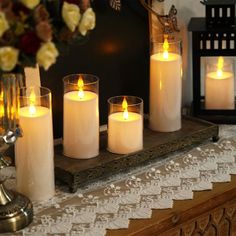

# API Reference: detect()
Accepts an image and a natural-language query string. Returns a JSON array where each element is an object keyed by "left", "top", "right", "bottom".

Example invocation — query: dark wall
[{"left": 41, "top": 0, "right": 150, "bottom": 138}]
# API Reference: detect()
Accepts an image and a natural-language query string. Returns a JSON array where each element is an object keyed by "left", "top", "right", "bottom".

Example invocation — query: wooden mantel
[{"left": 107, "top": 175, "right": 236, "bottom": 235}]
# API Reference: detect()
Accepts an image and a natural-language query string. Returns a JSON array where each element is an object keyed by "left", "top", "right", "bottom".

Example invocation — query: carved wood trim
[{"left": 160, "top": 198, "right": 236, "bottom": 236}]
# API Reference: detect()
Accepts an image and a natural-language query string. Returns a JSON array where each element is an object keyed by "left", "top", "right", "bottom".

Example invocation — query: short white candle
[
  {"left": 63, "top": 91, "right": 99, "bottom": 159},
  {"left": 15, "top": 106, "right": 55, "bottom": 201},
  {"left": 205, "top": 58, "right": 234, "bottom": 109},
  {"left": 108, "top": 99, "right": 143, "bottom": 154},
  {"left": 149, "top": 51, "right": 182, "bottom": 132}
]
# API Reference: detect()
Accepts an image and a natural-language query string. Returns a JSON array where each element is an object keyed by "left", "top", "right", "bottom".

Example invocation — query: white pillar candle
[
  {"left": 205, "top": 58, "right": 234, "bottom": 110},
  {"left": 108, "top": 112, "right": 143, "bottom": 154},
  {"left": 15, "top": 106, "right": 54, "bottom": 201},
  {"left": 149, "top": 52, "right": 182, "bottom": 132},
  {"left": 63, "top": 91, "right": 99, "bottom": 159}
]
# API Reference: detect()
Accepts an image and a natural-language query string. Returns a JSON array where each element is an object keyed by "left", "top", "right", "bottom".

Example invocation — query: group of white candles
[
  {"left": 15, "top": 76, "right": 145, "bottom": 201},
  {"left": 14, "top": 36, "right": 183, "bottom": 202},
  {"left": 63, "top": 75, "right": 143, "bottom": 158},
  {"left": 14, "top": 35, "right": 235, "bottom": 202}
]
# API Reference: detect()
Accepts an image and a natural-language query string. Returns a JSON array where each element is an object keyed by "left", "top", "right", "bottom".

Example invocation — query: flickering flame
[
  {"left": 78, "top": 76, "right": 85, "bottom": 99},
  {"left": 0, "top": 106, "right": 4, "bottom": 117},
  {"left": 160, "top": 80, "right": 162, "bottom": 90},
  {"left": 0, "top": 91, "right": 3, "bottom": 117},
  {"left": 217, "top": 57, "right": 224, "bottom": 78},
  {"left": 11, "top": 107, "right": 15, "bottom": 118},
  {"left": 29, "top": 90, "right": 36, "bottom": 115},
  {"left": 122, "top": 97, "right": 129, "bottom": 120},
  {"left": 163, "top": 35, "right": 169, "bottom": 59}
]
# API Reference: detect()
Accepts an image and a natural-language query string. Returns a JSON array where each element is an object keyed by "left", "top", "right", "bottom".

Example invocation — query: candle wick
[
  {"left": 29, "top": 104, "right": 36, "bottom": 115},
  {"left": 78, "top": 90, "right": 84, "bottom": 99},
  {"left": 123, "top": 110, "right": 129, "bottom": 120},
  {"left": 163, "top": 51, "right": 169, "bottom": 59},
  {"left": 217, "top": 69, "right": 223, "bottom": 78}
]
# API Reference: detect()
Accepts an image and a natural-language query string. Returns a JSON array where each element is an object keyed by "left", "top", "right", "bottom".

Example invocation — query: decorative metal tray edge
[{"left": 54, "top": 116, "right": 219, "bottom": 193}]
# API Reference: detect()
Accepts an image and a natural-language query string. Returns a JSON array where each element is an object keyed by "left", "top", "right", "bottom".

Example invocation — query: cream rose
[
  {"left": 0, "top": 12, "right": 9, "bottom": 38},
  {"left": 36, "top": 42, "right": 59, "bottom": 70},
  {"left": 79, "top": 8, "right": 95, "bottom": 36},
  {"left": 0, "top": 47, "right": 19, "bottom": 72},
  {"left": 20, "top": 0, "right": 40, "bottom": 9},
  {"left": 62, "top": 2, "right": 81, "bottom": 32}
]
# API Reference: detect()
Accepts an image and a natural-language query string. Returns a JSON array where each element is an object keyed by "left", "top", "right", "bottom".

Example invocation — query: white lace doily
[{"left": 2, "top": 125, "right": 236, "bottom": 236}]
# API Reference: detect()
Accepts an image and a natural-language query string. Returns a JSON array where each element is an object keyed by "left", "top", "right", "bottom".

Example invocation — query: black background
[{"left": 41, "top": 0, "right": 150, "bottom": 138}]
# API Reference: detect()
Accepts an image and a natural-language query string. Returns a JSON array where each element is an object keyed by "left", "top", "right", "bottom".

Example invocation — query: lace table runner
[{"left": 2, "top": 125, "right": 236, "bottom": 236}]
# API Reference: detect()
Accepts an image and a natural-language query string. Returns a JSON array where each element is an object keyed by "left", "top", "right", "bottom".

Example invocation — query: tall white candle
[
  {"left": 15, "top": 106, "right": 54, "bottom": 201},
  {"left": 149, "top": 52, "right": 182, "bottom": 132},
  {"left": 63, "top": 91, "right": 99, "bottom": 159},
  {"left": 108, "top": 112, "right": 143, "bottom": 154},
  {"left": 205, "top": 58, "right": 234, "bottom": 109}
]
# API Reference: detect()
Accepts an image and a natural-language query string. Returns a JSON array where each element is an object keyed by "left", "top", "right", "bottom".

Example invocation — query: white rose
[
  {"left": 20, "top": 0, "right": 40, "bottom": 9},
  {"left": 62, "top": 2, "right": 81, "bottom": 32},
  {"left": 0, "top": 12, "right": 9, "bottom": 38},
  {"left": 79, "top": 8, "right": 95, "bottom": 36},
  {"left": 36, "top": 42, "right": 59, "bottom": 70},
  {"left": 0, "top": 47, "right": 19, "bottom": 72}
]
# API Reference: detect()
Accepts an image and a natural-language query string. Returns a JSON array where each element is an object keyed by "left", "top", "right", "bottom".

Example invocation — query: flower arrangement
[{"left": 0, "top": 0, "right": 96, "bottom": 73}]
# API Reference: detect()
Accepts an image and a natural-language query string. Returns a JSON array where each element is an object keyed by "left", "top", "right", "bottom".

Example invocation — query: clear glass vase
[
  {"left": 0, "top": 74, "right": 19, "bottom": 133},
  {"left": 0, "top": 73, "right": 23, "bottom": 152}
]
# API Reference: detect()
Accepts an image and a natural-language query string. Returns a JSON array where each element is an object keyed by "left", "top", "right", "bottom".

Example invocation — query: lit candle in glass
[
  {"left": 108, "top": 96, "right": 143, "bottom": 154},
  {"left": 205, "top": 57, "right": 234, "bottom": 109},
  {"left": 150, "top": 35, "right": 182, "bottom": 132},
  {"left": 15, "top": 86, "right": 55, "bottom": 201},
  {"left": 63, "top": 74, "right": 99, "bottom": 159}
]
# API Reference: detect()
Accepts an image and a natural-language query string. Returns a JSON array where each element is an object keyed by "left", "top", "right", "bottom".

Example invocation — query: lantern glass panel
[{"left": 200, "top": 56, "right": 236, "bottom": 110}]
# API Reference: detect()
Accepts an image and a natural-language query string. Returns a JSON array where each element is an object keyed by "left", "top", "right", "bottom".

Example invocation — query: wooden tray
[{"left": 54, "top": 116, "right": 219, "bottom": 192}]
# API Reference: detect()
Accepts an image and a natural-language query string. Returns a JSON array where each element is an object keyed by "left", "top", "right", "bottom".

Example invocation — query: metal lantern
[{"left": 188, "top": 0, "right": 236, "bottom": 123}]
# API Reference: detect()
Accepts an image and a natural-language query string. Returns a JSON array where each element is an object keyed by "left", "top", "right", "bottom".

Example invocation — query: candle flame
[
  {"left": 122, "top": 97, "right": 129, "bottom": 120},
  {"left": 216, "top": 57, "right": 224, "bottom": 78},
  {"left": 160, "top": 80, "right": 162, "bottom": 90},
  {"left": 78, "top": 76, "right": 84, "bottom": 99},
  {"left": 0, "top": 91, "right": 3, "bottom": 101},
  {"left": 10, "top": 107, "right": 15, "bottom": 120},
  {"left": 0, "top": 91, "right": 3, "bottom": 117},
  {"left": 163, "top": 35, "right": 169, "bottom": 59},
  {"left": 29, "top": 90, "right": 36, "bottom": 115},
  {"left": 0, "top": 106, "right": 4, "bottom": 117}
]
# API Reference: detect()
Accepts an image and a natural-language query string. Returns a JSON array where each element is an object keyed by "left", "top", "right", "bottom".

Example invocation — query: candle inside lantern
[
  {"left": 205, "top": 57, "right": 234, "bottom": 109},
  {"left": 15, "top": 87, "right": 55, "bottom": 201},
  {"left": 108, "top": 96, "right": 143, "bottom": 154},
  {"left": 63, "top": 74, "right": 99, "bottom": 159},
  {"left": 149, "top": 35, "right": 182, "bottom": 132}
]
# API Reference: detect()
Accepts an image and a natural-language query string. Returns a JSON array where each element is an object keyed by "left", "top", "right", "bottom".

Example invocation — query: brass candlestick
[{"left": 0, "top": 74, "right": 33, "bottom": 233}]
